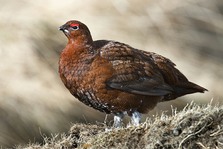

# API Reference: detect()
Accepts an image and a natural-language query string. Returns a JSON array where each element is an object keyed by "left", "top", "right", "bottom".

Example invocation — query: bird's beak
[
  {"left": 59, "top": 26, "right": 64, "bottom": 31},
  {"left": 59, "top": 25, "right": 70, "bottom": 37},
  {"left": 59, "top": 25, "right": 66, "bottom": 32}
]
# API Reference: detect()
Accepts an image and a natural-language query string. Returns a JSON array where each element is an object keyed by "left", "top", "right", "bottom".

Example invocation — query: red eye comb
[{"left": 70, "top": 23, "right": 79, "bottom": 27}]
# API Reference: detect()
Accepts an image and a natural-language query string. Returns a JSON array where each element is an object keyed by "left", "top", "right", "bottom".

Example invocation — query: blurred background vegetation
[{"left": 0, "top": 0, "right": 222, "bottom": 148}]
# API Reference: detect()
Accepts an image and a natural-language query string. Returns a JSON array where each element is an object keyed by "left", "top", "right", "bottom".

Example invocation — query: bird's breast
[{"left": 59, "top": 52, "right": 118, "bottom": 112}]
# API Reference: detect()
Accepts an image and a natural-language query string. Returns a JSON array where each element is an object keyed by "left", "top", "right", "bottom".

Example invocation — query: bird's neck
[
  {"left": 59, "top": 37, "right": 91, "bottom": 58},
  {"left": 61, "top": 36, "right": 94, "bottom": 63},
  {"left": 68, "top": 34, "right": 93, "bottom": 47}
]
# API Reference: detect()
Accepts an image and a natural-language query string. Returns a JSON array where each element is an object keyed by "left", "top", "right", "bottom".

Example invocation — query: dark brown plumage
[{"left": 59, "top": 20, "right": 207, "bottom": 127}]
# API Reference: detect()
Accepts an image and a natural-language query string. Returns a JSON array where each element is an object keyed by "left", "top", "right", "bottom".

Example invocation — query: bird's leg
[
  {"left": 131, "top": 111, "right": 142, "bottom": 126},
  {"left": 113, "top": 112, "right": 124, "bottom": 128}
]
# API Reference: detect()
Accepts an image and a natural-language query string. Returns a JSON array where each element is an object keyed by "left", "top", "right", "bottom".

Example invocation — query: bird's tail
[{"left": 163, "top": 82, "right": 208, "bottom": 101}]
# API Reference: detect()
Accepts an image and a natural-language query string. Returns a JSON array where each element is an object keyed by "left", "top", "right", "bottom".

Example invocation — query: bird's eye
[{"left": 70, "top": 23, "right": 79, "bottom": 30}]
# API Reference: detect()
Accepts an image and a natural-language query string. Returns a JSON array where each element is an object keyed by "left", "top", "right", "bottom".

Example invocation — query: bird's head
[{"left": 59, "top": 20, "right": 93, "bottom": 44}]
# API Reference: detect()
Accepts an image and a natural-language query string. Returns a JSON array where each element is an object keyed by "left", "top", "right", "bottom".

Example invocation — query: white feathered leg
[
  {"left": 113, "top": 112, "right": 124, "bottom": 128},
  {"left": 131, "top": 111, "right": 142, "bottom": 126}
]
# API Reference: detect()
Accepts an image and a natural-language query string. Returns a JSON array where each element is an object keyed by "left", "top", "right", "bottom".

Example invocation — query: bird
[{"left": 58, "top": 20, "right": 207, "bottom": 127}]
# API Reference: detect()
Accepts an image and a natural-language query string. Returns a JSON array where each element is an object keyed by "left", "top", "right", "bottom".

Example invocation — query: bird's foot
[
  {"left": 130, "top": 111, "right": 142, "bottom": 126},
  {"left": 113, "top": 112, "right": 125, "bottom": 128}
]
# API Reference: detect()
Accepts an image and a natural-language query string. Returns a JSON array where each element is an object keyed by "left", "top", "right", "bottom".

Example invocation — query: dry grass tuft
[{"left": 20, "top": 102, "right": 223, "bottom": 149}]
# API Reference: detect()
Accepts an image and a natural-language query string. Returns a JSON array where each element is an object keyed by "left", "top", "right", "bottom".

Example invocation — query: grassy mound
[{"left": 18, "top": 102, "right": 223, "bottom": 149}]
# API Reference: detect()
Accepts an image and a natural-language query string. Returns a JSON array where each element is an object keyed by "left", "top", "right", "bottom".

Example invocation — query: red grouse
[{"left": 59, "top": 20, "right": 207, "bottom": 127}]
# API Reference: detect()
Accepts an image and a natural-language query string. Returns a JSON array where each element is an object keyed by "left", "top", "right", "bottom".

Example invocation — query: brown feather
[{"left": 59, "top": 20, "right": 207, "bottom": 116}]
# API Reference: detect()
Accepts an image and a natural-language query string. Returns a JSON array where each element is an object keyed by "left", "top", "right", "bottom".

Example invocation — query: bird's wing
[{"left": 99, "top": 41, "right": 173, "bottom": 96}]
